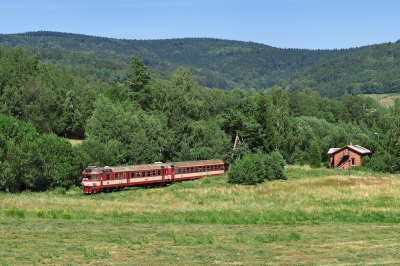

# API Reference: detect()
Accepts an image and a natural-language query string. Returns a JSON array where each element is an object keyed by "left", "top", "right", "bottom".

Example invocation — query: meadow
[
  {"left": 364, "top": 93, "right": 400, "bottom": 106},
  {"left": 2, "top": 166, "right": 400, "bottom": 265}
]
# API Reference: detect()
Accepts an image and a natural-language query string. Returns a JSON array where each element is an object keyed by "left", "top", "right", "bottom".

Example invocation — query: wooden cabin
[{"left": 327, "top": 142, "right": 372, "bottom": 169}]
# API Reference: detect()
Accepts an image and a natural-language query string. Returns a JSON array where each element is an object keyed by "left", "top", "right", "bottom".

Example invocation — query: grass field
[
  {"left": 2, "top": 166, "right": 400, "bottom": 265},
  {"left": 363, "top": 93, "right": 400, "bottom": 107}
]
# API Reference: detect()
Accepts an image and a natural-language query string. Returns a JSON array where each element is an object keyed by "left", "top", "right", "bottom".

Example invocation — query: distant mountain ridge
[{"left": 1, "top": 31, "right": 399, "bottom": 97}]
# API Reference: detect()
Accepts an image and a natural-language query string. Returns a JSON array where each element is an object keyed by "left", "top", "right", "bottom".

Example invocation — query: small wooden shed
[{"left": 327, "top": 142, "right": 372, "bottom": 169}]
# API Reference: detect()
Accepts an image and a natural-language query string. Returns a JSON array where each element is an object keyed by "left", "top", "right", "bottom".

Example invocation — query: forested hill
[
  {"left": 280, "top": 40, "right": 400, "bottom": 98},
  {"left": 0, "top": 31, "right": 355, "bottom": 90}
]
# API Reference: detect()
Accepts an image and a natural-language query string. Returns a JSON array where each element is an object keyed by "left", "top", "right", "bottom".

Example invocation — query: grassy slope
[
  {"left": 364, "top": 93, "right": 400, "bottom": 107},
  {"left": 1, "top": 166, "right": 400, "bottom": 265}
]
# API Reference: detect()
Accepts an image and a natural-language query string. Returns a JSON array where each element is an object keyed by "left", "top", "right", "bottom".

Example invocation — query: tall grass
[
  {"left": 2, "top": 166, "right": 400, "bottom": 265},
  {"left": 1, "top": 166, "right": 400, "bottom": 225}
]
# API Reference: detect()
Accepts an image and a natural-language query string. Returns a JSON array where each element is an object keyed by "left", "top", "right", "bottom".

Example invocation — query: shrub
[
  {"left": 228, "top": 151, "right": 287, "bottom": 184},
  {"left": 228, "top": 153, "right": 265, "bottom": 185},
  {"left": 53, "top": 187, "right": 67, "bottom": 195},
  {"left": 266, "top": 151, "right": 287, "bottom": 180}
]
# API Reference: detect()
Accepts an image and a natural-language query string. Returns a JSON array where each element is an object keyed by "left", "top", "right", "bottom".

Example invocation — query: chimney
[{"left": 350, "top": 142, "right": 353, "bottom": 146}]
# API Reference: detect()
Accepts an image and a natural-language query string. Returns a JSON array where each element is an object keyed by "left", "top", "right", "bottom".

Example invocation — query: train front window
[{"left": 85, "top": 175, "right": 98, "bottom": 180}]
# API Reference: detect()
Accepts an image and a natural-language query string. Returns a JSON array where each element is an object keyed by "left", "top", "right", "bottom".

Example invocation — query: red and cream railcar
[
  {"left": 173, "top": 160, "right": 225, "bottom": 181},
  {"left": 81, "top": 159, "right": 225, "bottom": 194}
]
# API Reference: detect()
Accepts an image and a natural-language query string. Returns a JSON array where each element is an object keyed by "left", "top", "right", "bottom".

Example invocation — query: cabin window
[
  {"left": 106, "top": 174, "right": 110, "bottom": 180},
  {"left": 92, "top": 175, "right": 99, "bottom": 180},
  {"left": 351, "top": 158, "right": 355, "bottom": 166}
]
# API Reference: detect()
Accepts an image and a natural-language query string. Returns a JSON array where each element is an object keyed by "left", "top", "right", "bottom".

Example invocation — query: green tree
[
  {"left": 129, "top": 55, "right": 153, "bottom": 109},
  {"left": 308, "top": 139, "right": 322, "bottom": 168},
  {"left": 0, "top": 115, "right": 43, "bottom": 192},
  {"left": 40, "top": 134, "right": 82, "bottom": 189},
  {"left": 255, "top": 93, "right": 278, "bottom": 152},
  {"left": 228, "top": 153, "right": 265, "bottom": 185}
]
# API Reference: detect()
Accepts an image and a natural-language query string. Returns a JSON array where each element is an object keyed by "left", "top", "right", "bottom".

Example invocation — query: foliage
[
  {"left": 1, "top": 42, "right": 399, "bottom": 193},
  {"left": 0, "top": 115, "right": 82, "bottom": 192},
  {"left": 282, "top": 41, "right": 400, "bottom": 97},
  {"left": 228, "top": 153, "right": 265, "bottom": 185},
  {"left": 228, "top": 151, "right": 286, "bottom": 185},
  {"left": 0, "top": 31, "right": 355, "bottom": 91},
  {"left": 308, "top": 140, "right": 322, "bottom": 168}
]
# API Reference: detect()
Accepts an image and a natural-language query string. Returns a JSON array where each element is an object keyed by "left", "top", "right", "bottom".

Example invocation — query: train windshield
[{"left": 85, "top": 175, "right": 99, "bottom": 180}]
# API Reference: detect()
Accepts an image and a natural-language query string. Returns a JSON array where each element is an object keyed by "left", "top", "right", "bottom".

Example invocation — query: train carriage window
[
  {"left": 131, "top": 171, "right": 135, "bottom": 178},
  {"left": 147, "top": 171, "right": 151, "bottom": 176},
  {"left": 207, "top": 166, "right": 210, "bottom": 171},
  {"left": 152, "top": 170, "right": 156, "bottom": 176},
  {"left": 106, "top": 173, "right": 110, "bottom": 180},
  {"left": 137, "top": 172, "right": 140, "bottom": 178},
  {"left": 191, "top": 167, "right": 194, "bottom": 173},
  {"left": 115, "top": 173, "right": 119, "bottom": 180},
  {"left": 198, "top": 167, "right": 202, "bottom": 172},
  {"left": 142, "top": 171, "right": 146, "bottom": 177},
  {"left": 158, "top": 170, "right": 161, "bottom": 175}
]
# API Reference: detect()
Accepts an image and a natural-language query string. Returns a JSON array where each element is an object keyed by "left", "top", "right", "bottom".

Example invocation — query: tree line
[{"left": 0, "top": 46, "right": 399, "bottom": 192}]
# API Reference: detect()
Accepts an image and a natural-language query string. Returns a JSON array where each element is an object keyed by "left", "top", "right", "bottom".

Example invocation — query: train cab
[{"left": 81, "top": 166, "right": 103, "bottom": 194}]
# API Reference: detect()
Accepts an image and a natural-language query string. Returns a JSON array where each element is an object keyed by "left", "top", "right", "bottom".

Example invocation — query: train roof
[
  {"left": 102, "top": 162, "right": 170, "bottom": 172},
  {"left": 172, "top": 159, "right": 224, "bottom": 167},
  {"left": 83, "top": 160, "right": 224, "bottom": 174}
]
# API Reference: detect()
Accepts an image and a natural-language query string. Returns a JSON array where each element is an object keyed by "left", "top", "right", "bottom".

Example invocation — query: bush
[
  {"left": 53, "top": 187, "right": 67, "bottom": 195},
  {"left": 228, "top": 153, "right": 265, "bottom": 185},
  {"left": 228, "top": 151, "right": 287, "bottom": 184},
  {"left": 266, "top": 151, "right": 287, "bottom": 180}
]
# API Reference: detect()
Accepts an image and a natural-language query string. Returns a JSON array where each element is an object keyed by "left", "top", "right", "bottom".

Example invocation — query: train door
[{"left": 160, "top": 166, "right": 165, "bottom": 182}]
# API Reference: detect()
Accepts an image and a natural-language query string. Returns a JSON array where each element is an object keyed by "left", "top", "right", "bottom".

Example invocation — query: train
[{"left": 81, "top": 159, "right": 226, "bottom": 194}]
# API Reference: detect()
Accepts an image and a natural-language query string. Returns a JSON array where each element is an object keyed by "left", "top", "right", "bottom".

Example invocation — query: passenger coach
[{"left": 81, "top": 160, "right": 225, "bottom": 194}]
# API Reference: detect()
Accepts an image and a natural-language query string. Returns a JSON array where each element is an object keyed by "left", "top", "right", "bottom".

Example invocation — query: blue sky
[{"left": 1, "top": 0, "right": 399, "bottom": 49}]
